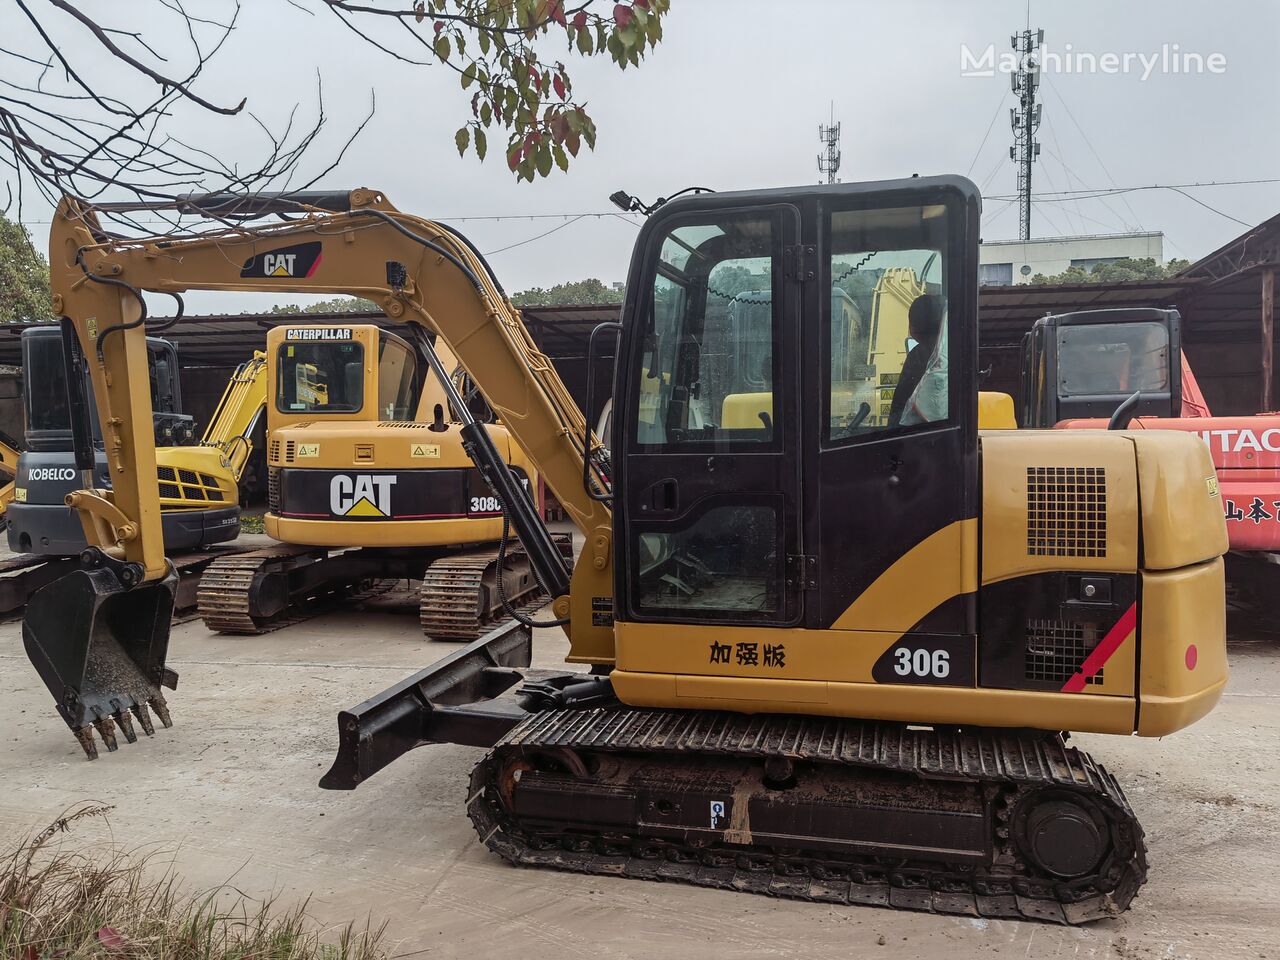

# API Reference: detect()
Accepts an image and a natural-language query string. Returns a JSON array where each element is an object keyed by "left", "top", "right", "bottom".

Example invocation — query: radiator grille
[
  {"left": 268, "top": 439, "right": 281, "bottom": 462},
  {"left": 1026, "top": 466, "right": 1106, "bottom": 557},
  {"left": 378, "top": 421, "right": 433, "bottom": 429},
  {"left": 268, "top": 467, "right": 281, "bottom": 513},
  {"left": 157, "top": 466, "right": 227, "bottom": 508},
  {"left": 1025, "top": 619, "right": 1103, "bottom": 685}
]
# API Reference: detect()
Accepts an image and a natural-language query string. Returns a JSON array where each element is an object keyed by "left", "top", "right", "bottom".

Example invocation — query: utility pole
[
  {"left": 817, "top": 103, "right": 841, "bottom": 184},
  {"left": 1009, "top": 28, "right": 1043, "bottom": 240}
]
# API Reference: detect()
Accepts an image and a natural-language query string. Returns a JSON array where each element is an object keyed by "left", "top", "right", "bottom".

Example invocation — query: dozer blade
[{"left": 22, "top": 564, "right": 179, "bottom": 760}]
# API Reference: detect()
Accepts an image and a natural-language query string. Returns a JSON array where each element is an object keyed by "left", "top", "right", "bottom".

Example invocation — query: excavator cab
[{"left": 1019, "top": 308, "right": 1183, "bottom": 427}]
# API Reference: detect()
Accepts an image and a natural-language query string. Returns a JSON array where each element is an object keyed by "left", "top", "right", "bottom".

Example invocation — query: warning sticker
[
  {"left": 296, "top": 443, "right": 320, "bottom": 459},
  {"left": 411, "top": 443, "right": 441, "bottom": 459}
]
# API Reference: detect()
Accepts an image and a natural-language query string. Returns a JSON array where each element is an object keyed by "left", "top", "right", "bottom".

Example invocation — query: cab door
[
  {"left": 614, "top": 204, "right": 804, "bottom": 627},
  {"left": 805, "top": 184, "right": 981, "bottom": 684}
]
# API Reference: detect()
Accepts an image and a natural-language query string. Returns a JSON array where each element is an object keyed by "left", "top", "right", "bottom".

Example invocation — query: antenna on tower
[
  {"left": 817, "top": 102, "right": 842, "bottom": 184},
  {"left": 1009, "top": 27, "right": 1044, "bottom": 239}
]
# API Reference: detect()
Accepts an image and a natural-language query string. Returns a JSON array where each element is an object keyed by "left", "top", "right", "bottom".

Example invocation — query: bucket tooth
[
  {"left": 73, "top": 726, "right": 99, "bottom": 761},
  {"left": 130, "top": 702, "right": 155, "bottom": 737},
  {"left": 21, "top": 564, "right": 179, "bottom": 758},
  {"left": 93, "top": 716, "right": 119, "bottom": 753},
  {"left": 115, "top": 709, "right": 138, "bottom": 744}
]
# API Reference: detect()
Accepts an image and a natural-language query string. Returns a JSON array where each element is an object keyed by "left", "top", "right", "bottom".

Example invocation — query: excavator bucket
[{"left": 22, "top": 564, "right": 179, "bottom": 760}]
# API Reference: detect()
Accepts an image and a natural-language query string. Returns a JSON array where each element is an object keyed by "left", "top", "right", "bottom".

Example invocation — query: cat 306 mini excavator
[{"left": 26, "top": 177, "right": 1227, "bottom": 924}]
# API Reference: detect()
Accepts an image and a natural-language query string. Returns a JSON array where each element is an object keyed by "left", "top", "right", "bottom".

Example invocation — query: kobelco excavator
[{"left": 25, "top": 178, "right": 1228, "bottom": 924}]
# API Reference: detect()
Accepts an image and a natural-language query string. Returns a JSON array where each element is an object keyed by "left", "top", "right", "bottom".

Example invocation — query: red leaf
[
  {"left": 549, "top": 1, "right": 568, "bottom": 26},
  {"left": 614, "top": 3, "right": 634, "bottom": 28},
  {"left": 553, "top": 74, "right": 566, "bottom": 100},
  {"left": 635, "top": 0, "right": 649, "bottom": 7},
  {"left": 433, "top": 20, "right": 445, "bottom": 35},
  {"left": 471, "top": 92, "right": 481, "bottom": 117},
  {"left": 572, "top": 10, "right": 588, "bottom": 28},
  {"left": 507, "top": 146, "right": 522, "bottom": 171},
  {"left": 97, "top": 926, "right": 128, "bottom": 953}
]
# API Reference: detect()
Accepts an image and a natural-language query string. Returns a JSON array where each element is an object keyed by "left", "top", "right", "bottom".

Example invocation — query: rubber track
[{"left": 469, "top": 707, "right": 1147, "bottom": 924}]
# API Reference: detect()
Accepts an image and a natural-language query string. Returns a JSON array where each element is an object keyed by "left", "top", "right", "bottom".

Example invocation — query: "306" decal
[{"left": 871, "top": 634, "right": 975, "bottom": 686}]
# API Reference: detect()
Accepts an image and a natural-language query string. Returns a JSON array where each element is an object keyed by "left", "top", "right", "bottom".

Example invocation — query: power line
[
  {"left": 985, "top": 177, "right": 1280, "bottom": 201},
  {"left": 966, "top": 88, "right": 1009, "bottom": 178},
  {"left": 482, "top": 214, "right": 590, "bottom": 256}
]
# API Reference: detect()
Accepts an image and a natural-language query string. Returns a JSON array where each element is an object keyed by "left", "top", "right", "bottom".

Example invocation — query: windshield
[
  {"left": 277, "top": 341, "right": 364, "bottom": 413},
  {"left": 377, "top": 335, "right": 418, "bottom": 420},
  {"left": 24, "top": 334, "right": 72, "bottom": 433},
  {"left": 1057, "top": 321, "right": 1169, "bottom": 397}
]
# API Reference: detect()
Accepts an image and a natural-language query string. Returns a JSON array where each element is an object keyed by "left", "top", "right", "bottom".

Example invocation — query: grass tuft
[{"left": 1, "top": 803, "right": 387, "bottom": 960}]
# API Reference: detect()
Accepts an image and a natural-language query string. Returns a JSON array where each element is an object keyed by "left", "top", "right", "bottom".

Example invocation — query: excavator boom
[{"left": 31, "top": 188, "right": 613, "bottom": 757}]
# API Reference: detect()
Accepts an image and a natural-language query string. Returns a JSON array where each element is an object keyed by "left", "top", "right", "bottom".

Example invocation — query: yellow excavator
[
  {"left": 26, "top": 179, "right": 1227, "bottom": 924},
  {"left": 195, "top": 322, "right": 558, "bottom": 637}
]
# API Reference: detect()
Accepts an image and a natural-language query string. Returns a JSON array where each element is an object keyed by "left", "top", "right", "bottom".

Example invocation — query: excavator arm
[
  {"left": 30, "top": 188, "right": 614, "bottom": 757},
  {"left": 201, "top": 352, "right": 267, "bottom": 482}
]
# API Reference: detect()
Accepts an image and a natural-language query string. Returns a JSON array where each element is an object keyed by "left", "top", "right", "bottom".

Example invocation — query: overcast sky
[{"left": 9, "top": 0, "right": 1280, "bottom": 313}]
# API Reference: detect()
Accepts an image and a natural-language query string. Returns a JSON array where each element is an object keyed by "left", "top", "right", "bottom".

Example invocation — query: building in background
[{"left": 979, "top": 231, "right": 1165, "bottom": 285}]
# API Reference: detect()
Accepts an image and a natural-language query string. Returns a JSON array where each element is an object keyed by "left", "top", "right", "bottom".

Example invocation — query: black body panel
[
  {"left": 978, "top": 571, "right": 1138, "bottom": 691},
  {"left": 273, "top": 465, "right": 529, "bottom": 521}
]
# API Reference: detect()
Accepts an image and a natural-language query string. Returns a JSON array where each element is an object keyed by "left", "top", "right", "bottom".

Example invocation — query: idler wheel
[{"left": 1018, "top": 796, "right": 1108, "bottom": 878}]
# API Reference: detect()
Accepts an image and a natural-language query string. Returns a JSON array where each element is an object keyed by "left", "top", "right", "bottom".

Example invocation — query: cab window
[
  {"left": 1057, "top": 321, "right": 1169, "bottom": 397},
  {"left": 825, "top": 204, "right": 949, "bottom": 441},
  {"left": 277, "top": 341, "right": 364, "bottom": 413},
  {"left": 376, "top": 336, "right": 418, "bottom": 421},
  {"left": 633, "top": 214, "right": 779, "bottom": 448}
]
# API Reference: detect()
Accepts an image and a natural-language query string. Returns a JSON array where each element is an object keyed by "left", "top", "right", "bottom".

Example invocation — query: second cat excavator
[
  {"left": 25, "top": 178, "right": 1228, "bottom": 924},
  {"left": 194, "top": 322, "right": 561, "bottom": 638}
]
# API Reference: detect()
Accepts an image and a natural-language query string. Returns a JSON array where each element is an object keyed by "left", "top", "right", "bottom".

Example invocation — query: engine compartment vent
[
  {"left": 1025, "top": 618, "right": 1104, "bottom": 686},
  {"left": 1026, "top": 466, "right": 1106, "bottom": 558}
]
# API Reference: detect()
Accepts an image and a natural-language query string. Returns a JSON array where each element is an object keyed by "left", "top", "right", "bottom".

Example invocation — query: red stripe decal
[
  {"left": 305, "top": 253, "right": 322, "bottom": 278},
  {"left": 1061, "top": 601, "right": 1138, "bottom": 693}
]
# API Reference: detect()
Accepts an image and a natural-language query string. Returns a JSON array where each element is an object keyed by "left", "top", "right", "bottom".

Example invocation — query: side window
[
  {"left": 634, "top": 215, "right": 778, "bottom": 448},
  {"left": 826, "top": 205, "right": 949, "bottom": 442}
]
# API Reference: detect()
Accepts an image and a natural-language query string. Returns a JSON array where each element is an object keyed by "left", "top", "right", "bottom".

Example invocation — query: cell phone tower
[
  {"left": 817, "top": 103, "right": 841, "bottom": 184},
  {"left": 1010, "top": 28, "right": 1044, "bottom": 239}
]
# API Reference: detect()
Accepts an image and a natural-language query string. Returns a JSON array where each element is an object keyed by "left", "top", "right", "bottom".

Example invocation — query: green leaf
[
  {"left": 480, "top": 101, "right": 492, "bottom": 124},
  {"left": 434, "top": 34, "right": 451, "bottom": 61},
  {"left": 536, "top": 142, "right": 553, "bottom": 177},
  {"left": 553, "top": 142, "right": 569, "bottom": 172},
  {"left": 462, "top": 62, "right": 477, "bottom": 89},
  {"left": 475, "top": 127, "right": 487, "bottom": 161},
  {"left": 455, "top": 126, "right": 470, "bottom": 156},
  {"left": 576, "top": 27, "right": 593, "bottom": 54},
  {"left": 478, "top": 29, "right": 491, "bottom": 54}
]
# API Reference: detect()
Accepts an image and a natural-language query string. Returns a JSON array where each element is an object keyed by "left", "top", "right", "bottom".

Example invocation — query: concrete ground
[{"left": 2, "top": 579, "right": 1277, "bottom": 959}]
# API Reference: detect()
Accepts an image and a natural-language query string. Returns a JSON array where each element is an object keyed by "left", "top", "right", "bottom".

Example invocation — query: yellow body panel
[
  {"left": 977, "top": 391, "right": 1017, "bottom": 429},
  {"left": 1137, "top": 557, "right": 1228, "bottom": 736},
  {"left": 1132, "top": 431, "right": 1230, "bottom": 570},
  {"left": 831, "top": 519, "right": 976, "bottom": 632},
  {"left": 611, "top": 669, "right": 1135, "bottom": 736},
  {"left": 980, "top": 430, "right": 1139, "bottom": 584}
]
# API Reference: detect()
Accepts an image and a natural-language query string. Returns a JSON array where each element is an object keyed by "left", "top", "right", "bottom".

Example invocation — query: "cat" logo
[
  {"left": 240, "top": 241, "right": 322, "bottom": 279},
  {"left": 330, "top": 474, "right": 396, "bottom": 517}
]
